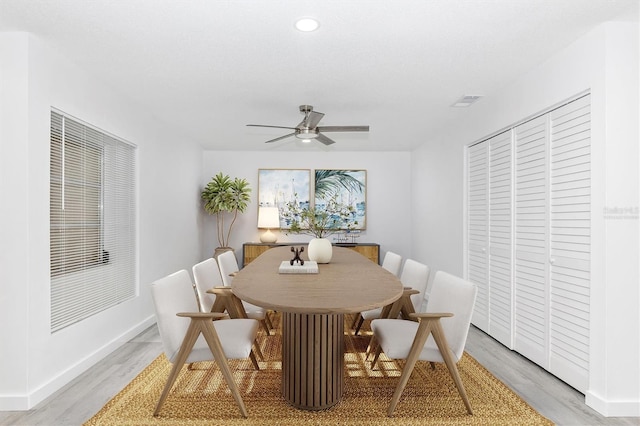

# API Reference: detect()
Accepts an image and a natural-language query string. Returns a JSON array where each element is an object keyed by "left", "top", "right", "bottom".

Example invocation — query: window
[{"left": 50, "top": 110, "right": 137, "bottom": 332}]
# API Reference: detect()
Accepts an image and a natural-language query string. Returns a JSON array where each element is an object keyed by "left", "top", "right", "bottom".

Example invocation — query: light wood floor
[{"left": 0, "top": 324, "right": 637, "bottom": 426}]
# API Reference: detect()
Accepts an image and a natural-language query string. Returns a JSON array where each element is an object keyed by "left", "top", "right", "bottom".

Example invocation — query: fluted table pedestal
[{"left": 282, "top": 312, "right": 344, "bottom": 410}]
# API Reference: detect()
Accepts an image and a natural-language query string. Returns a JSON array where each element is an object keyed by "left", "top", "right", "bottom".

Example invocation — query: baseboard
[
  {"left": 586, "top": 391, "right": 640, "bottom": 417},
  {"left": 0, "top": 315, "right": 156, "bottom": 411}
]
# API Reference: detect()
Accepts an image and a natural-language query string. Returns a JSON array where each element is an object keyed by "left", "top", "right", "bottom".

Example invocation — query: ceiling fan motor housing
[{"left": 296, "top": 128, "right": 319, "bottom": 139}]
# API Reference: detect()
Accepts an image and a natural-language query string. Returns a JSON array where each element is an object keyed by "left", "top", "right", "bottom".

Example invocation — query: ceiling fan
[{"left": 247, "top": 105, "right": 369, "bottom": 145}]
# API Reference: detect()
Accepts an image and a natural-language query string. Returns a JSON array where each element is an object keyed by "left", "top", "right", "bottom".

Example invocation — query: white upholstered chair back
[
  {"left": 192, "top": 258, "right": 223, "bottom": 312},
  {"left": 381, "top": 251, "right": 402, "bottom": 277},
  {"left": 425, "top": 271, "right": 478, "bottom": 360},
  {"left": 217, "top": 250, "right": 239, "bottom": 287},
  {"left": 151, "top": 270, "right": 211, "bottom": 363},
  {"left": 399, "top": 259, "right": 430, "bottom": 312}
]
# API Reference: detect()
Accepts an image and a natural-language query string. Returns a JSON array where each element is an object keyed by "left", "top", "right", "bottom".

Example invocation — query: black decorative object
[{"left": 290, "top": 246, "right": 305, "bottom": 266}]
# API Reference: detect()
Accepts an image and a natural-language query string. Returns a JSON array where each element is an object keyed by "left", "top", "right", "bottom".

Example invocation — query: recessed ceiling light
[{"left": 295, "top": 18, "right": 319, "bottom": 32}]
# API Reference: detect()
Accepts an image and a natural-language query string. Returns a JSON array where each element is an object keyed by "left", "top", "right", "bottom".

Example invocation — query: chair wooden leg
[
  {"left": 228, "top": 295, "right": 247, "bottom": 319},
  {"left": 210, "top": 296, "right": 226, "bottom": 314},
  {"left": 370, "top": 345, "right": 383, "bottom": 370},
  {"left": 253, "top": 340, "right": 265, "bottom": 361},
  {"left": 430, "top": 321, "right": 473, "bottom": 415},
  {"left": 264, "top": 312, "right": 274, "bottom": 330},
  {"left": 249, "top": 350, "right": 260, "bottom": 370},
  {"left": 399, "top": 299, "right": 417, "bottom": 321},
  {"left": 154, "top": 320, "right": 202, "bottom": 416},
  {"left": 386, "top": 292, "right": 409, "bottom": 320},
  {"left": 387, "top": 320, "right": 434, "bottom": 416},
  {"left": 350, "top": 313, "right": 361, "bottom": 329},
  {"left": 354, "top": 316, "right": 365, "bottom": 335},
  {"left": 365, "top": 334, "right": 378, "bottom": 360},
  {"left": 260, "top": 319, "right": 271, "bottom": 335},
  {"left": 200, "top": 319, "right": 248, "bottom": 418}
]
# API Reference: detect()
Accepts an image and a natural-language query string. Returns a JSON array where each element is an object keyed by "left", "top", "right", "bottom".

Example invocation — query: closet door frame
[{"left": 464, "top": 92, "right": 591, "bottom": 392}]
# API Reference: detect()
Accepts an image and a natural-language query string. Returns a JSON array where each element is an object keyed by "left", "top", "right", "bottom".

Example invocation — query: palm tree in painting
[{"left": 314, "top": 170, "right": 364, "bottom": 199}]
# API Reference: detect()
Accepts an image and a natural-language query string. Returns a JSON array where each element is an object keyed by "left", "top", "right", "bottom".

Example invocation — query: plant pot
[
  {"left": 214, "top": 247, "right": 234, "bottom": 259},
  {"left": 308, "top": 238, "right": 332, "bottom": 263}
]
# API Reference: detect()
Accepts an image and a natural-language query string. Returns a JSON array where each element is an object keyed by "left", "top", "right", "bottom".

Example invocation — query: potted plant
[
  {"left": 282, "top": 194, "right": 356, "bottom": 263},
  {"left": 201, "top": 172, "right": 251, "bottom": 257}
]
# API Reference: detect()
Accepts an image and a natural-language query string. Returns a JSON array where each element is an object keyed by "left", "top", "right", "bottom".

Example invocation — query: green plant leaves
[{"left": 201, "top": 172, "right": 252, "bottom": 247}]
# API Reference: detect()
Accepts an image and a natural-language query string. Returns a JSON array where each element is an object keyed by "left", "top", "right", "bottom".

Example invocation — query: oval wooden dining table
[{"left": 231, "top": 245, "right": 403, "bottom": 410}]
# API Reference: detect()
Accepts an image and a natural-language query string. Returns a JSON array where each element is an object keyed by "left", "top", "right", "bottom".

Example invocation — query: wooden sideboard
[{"left": 242, "top": 242, "right": 380, "bottom": 267}]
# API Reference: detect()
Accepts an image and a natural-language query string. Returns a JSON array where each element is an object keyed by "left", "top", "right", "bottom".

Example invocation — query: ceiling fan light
[
  {"left": 295, "top": 18, "right": 319, "bottom": 32},
  {"left": 295, "top": 129, "right": 319, "bottom": 139},
  {"left": 301, "top": 139, "right": 312, "bottom": 143}
]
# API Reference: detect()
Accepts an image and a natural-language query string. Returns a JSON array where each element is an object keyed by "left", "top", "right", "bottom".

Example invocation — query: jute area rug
[{"left": 85, "top": 314, "right": 552, "bottom": 425}]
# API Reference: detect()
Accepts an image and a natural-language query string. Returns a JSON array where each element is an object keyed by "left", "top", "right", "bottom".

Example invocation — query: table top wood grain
[{"left": 232, "top": 246, "right": 403, "bottom": 314}]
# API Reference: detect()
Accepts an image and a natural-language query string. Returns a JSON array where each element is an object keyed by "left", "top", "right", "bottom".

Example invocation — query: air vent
[{"left": 451, "top": 95, "right": 483, "bottom": 107}]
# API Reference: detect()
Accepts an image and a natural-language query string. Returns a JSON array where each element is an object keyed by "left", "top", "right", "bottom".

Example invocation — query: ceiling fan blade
[
  {"left": 301, "top": 111, "right": 325, "bottom": 129},
  {"left": 317, "top": 125, "right": 369, "bottom": 132},
  {"left": 247, "top": 124, "right": 297, "bottom": 130},
  {"left": 265, "top": 133, "right": 296, "bottom": 143},
  {"left": 316, "top": 133, "right": 336, "bottom": 145}
]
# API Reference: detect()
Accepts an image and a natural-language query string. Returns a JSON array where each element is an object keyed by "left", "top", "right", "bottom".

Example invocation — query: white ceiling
[{"left": 0, "top": 0, "right": 636, "bottom": 151}]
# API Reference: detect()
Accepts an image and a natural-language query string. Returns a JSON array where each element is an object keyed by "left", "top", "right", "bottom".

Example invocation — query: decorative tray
[{"left": 278, "top": 261, "right": 319, "bottom": 274}]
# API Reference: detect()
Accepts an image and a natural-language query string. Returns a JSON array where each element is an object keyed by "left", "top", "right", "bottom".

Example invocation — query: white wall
[
  {"left": 0, "top": 33, "right": 204, "bottom": 409},
  {"left": 200, "top": 151, "right": 412, "bottom": 264},
  {"left": 411, "top": 137, "right": 465, "bottom": 279},
  {"left": 411, "top": 14, "right": 639, "bottom": 417},
  {"left": 0, "top": 32, "right": 30, "bottom": 408}
]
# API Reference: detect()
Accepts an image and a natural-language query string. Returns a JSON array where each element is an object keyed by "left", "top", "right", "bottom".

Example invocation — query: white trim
[
  {"left": 468, "top": 90, "right": 591, "bottom": 148},
  {"left": 0, "top": 316, "right": 155, "bottom": 411},
  {"left": 585, "top": 391, "right": 640, "bottom": 417},
  {"left": 51, "top": 107, "right": 135, "bottom": 148}
]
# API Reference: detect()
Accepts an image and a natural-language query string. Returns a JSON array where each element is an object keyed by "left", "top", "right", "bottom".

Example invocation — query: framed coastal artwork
[
  {"left": 258, "top": 169, "right": 310, "bottom": 229},
  {"left": 314, "top": 169, "right": 366, "bottom": 230}
]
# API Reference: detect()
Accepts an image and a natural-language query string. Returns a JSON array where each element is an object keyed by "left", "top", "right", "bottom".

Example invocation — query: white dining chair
[
  {"left": 403, "top": 259, "right": 430, "bottom": 313},
  {"left": 217, "top": 250, "right": 272, "bottom": 334},
  {"left": 216, "top": 250, "right": 240, "bottom": 287},
  {"left": 193, "top": 257, "right": 265, "bottom": 361},
  {"left": 370, "top": 270, "right": 478, "bottom": 416},
  {"left": 351, "top": 251, "right": 403, "bottom": 331},
  {"left": 150, "top": 269, "right": 259, "bottom": 417},
  {"left": 354, "top": 258, "right": 429, "bottom": 335},
  {"left": 381, "top": 251, "right": 403, "bottom": 277},
  {"left": 192, "top": 258, "right": 221, "bottom": 313}
]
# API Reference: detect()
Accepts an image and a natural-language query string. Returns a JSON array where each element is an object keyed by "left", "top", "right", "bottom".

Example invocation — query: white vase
[{"left": 308, "top": 238, "right": 333, "bottom": 263}]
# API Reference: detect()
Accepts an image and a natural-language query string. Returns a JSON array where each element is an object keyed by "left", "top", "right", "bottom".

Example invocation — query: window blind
[{"left": 50, "top": 110, "right": 137, "bottom": 332}]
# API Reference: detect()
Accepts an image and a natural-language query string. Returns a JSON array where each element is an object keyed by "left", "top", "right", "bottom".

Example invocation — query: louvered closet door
[
  {"left": 467, "top": 142, "right": 489, "bottom": 332},
  {"left": 514, "top": 115, "right": 549, "bottom": 368},
  {"left": 488, "top": 131, "right": 513, "bottom": 347},
  {"left": 548, "top": 94, "right": 591, "bottom": 391}
]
